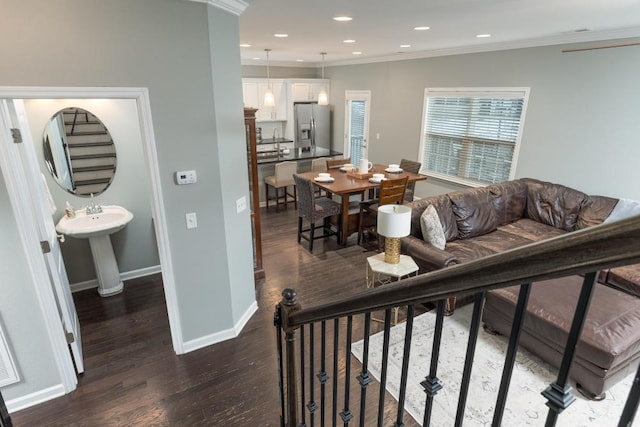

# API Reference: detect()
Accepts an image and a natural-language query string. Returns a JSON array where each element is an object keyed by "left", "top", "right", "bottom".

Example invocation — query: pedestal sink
[{"left": 56, "top": 205, "right": 134, "bottom": 297}]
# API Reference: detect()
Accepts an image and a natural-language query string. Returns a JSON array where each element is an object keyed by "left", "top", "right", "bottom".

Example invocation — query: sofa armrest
[{"left": 401, "top": 235, "right": 459, "bottom": 271}]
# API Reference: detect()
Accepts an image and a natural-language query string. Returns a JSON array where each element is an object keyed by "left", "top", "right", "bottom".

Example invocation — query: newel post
[{"left": 277, "top": 288, "right": 302, "bottom": 427}]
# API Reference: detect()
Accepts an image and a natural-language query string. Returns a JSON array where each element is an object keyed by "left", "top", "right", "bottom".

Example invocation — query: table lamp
[{"left": 377, "top": 204, "right": 412, "bottom": 264}]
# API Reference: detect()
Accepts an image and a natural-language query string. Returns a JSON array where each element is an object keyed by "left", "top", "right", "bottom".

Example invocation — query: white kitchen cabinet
[
  {"left": 290, "top": 79, "right": 330, "bottom": 103},
  {"left": 242, "top": 79, "right": 288, "bottom": 122}
]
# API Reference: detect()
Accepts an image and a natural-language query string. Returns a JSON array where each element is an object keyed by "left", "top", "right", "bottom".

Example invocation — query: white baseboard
[
  {"left": 70, "top": 265, "right": 162, "bottom": 293},
  {"left": 5, "top": 383, "right": 65, "bottom": 413},
  {"left": 182, "top": 300, "right": 258, "bottom": 354}
]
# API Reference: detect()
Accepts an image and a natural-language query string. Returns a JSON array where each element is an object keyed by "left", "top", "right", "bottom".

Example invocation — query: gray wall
[
  {"left": 24, "top": 99, "right": 159, "bottom": 284},
  {"left": 242, "top": 65, "right": 319, "bottom": 79},
  {"left": 326, "top": 42, "right": 640, "bottom": 200},
  {"left": 0, "top": 0, "right": 255, "bottom": 401}
]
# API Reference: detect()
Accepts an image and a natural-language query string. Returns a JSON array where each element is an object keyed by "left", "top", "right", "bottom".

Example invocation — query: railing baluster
[
  {"left": 282, "top": 290, "right": 301, "bottom": 427},
  {"left": 377, "top": 308, "right": 393, "bottom": 427},
  {"left": 542, "top": 271, "right": 597, "bottom": 426},
  {"left": 0, "top": 390, "right": 12, "bottom": 427},
  {"left": 357, "top": 312, "right": 373, "bottom": 427},
  {"left": 308, "top": 323, "right": 317, "bottom": 427},
  {"left": 319, "top": 321, "right": 328, "bottom": 426},
  {"left": 332, "top": 318, "right": 340, "bottom": 427},
  {"left": 275, "top": 302, "right": 286, "bottom": 427},
  {"left": 422, "top": 300, "right": 445, "bottom": 426},
  {"left": 394, "top": 304, "right": 415, "bottom": 427},
  {"left": 492, "top": 283, "right": 532, "bottom": 425},
  {"left": 300, "top": 325, "right": 307, "bottom": 427},
  {"left": 454, "top": 291, "right": 485, "bottom": 427},
  {"left": 340, "top": 316, "right": 354, "bottom": 425},
  {"left": 618, "top": 361, "right": 640, "bottom": 427}
]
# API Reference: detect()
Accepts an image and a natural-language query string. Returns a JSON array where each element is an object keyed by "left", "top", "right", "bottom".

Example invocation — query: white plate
[
  {"left": 385, "top": 167, "right": 403, "bottom": 173},
  {"left": 314, "top": 177, "right": 335, "bottom": 183},
  {"left": 339, "top": 166, "right": 355, "bottom": 172},
  {"left": 369, "top": 178, "right": 387, "bottom": 184}
]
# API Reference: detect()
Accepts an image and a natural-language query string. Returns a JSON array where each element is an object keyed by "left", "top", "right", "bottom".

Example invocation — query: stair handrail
[{"left": 286, "top": 214, "right": 640, "bottom": 328}]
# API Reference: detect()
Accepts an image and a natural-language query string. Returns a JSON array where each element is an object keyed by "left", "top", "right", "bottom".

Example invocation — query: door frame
[
  {"left": 343, "top": 90, "right": 371, "bottom": 160},
  {"left": 0, "top": 86, "right": 183, "bottom": 390}
]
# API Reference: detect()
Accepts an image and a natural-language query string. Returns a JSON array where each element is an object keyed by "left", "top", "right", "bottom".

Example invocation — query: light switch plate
[{"left": 185, "top": 212, "right": 197, "bottom": 229}]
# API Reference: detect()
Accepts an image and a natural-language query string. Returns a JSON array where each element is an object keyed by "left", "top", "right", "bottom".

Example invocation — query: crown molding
[{"left": 187, "top": 0, "right": 248, "bottom": 15}]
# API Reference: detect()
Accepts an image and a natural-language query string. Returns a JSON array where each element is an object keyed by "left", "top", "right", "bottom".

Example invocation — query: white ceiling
[{"left": 239, "top": 0, "right": 640, "bottom": 66}]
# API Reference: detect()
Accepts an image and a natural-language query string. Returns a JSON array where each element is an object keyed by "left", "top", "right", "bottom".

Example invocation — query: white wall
[
  {"left": 23, "top": 99, "right": 159, "bottom": 284},
  {"left": 326, "top": 41, "right": 640, "bottom": 200}
]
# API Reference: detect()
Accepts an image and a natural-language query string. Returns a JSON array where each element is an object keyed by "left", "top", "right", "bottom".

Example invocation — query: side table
[{"left": 366, "top": 253, "right": 419, "bottom": 325}]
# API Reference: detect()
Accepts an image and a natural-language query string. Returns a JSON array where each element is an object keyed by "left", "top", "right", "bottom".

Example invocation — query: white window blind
[{"left": 420, "top": 88, "right": 528, "bottom": 186}]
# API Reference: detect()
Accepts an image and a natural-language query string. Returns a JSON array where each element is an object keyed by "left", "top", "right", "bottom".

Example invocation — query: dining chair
[
  {"left": 326, "top": 157, "right": 351, "bottom": 169},
  {"left": 293, "top": 174, "right": 342, "bottom": 252},
  {"left": 310, "top": 157, "right": 330, "bottom": 197},
  {"left": 264, "top": 161, "right": 297, "bottom": 212},
  {"left": 399, "top": 159, "right": 422, "bottom": 202},
  {"left": 357, "top": 176, "right": 408, "bottom": 245}
]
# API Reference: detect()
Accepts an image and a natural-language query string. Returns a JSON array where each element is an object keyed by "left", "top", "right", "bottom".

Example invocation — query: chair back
[
  {"left": 379, "top": 176, "right": 408, "bottom": 206},
  {"left": 399, "top": 159, "right": 421, "bottom": 202},
  {"left": 311, "top": 157, "right": 328, "bottom": 172},
  {"left": 326, "top": 158, "right": 351, "bottom": 169},
  {"left": 293, "top": 174, "right": 315, "bottom": 219},
  {"left": 275, "top": 161, "right": 298, "bottom": 184}
]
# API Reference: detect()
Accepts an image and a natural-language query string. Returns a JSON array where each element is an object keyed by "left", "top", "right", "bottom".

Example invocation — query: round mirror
[{"left": 43, "top": 107, "right": 117, "bottom": 196}]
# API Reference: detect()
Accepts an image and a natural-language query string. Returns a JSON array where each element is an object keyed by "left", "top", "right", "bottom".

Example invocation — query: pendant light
[
  {"left": 317, "top": 52, "right": 329, "bottom": 105},
  {"left": 264, "top": 48, "right": 276, "bottom": 107}
]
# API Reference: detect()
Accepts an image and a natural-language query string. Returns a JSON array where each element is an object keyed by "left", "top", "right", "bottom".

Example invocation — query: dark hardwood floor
[{"left": 12, "top": 207, "right": 421, "bottom": 426}]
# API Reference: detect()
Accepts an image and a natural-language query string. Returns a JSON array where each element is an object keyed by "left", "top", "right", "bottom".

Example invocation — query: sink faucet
[{"left": 86, "top": 193, "right": 103, "bottom": 214}]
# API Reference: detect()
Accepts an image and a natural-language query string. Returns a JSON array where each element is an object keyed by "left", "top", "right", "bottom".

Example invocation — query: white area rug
[{"left": 351, "top": 305, "right": 637, "bottom": 426}]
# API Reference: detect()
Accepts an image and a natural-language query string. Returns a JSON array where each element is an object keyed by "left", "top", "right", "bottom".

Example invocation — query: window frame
[{"left": 418, "top": 87, "right": 530, "bottom": 187}]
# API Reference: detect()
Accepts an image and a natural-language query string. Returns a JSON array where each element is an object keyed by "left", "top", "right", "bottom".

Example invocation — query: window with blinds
[{"left": 419, "top": 88, "right": 529, "bottom": 186}]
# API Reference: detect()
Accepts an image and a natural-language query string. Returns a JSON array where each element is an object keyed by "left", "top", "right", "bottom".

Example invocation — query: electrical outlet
[
  {"left": 236, "top": 196, "right": 247, "bottom": 213},
  {"left": 185, "top": 212, "right": 197, "bottom": 229}
]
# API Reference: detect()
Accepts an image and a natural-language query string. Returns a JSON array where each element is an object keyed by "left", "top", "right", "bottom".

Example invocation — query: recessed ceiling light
[
  {"left": 252, "top": 57, "right": 261, "bottom": 60},
  {"left": 400, "top": 44, "right": 411, "bottom": 48},
  {"left": 352, "top": 51, "right": 362, "bottom": 55},
  {"left": 343, "top": 39, "right": 356, "bottom": 44},
  {"left": 296, "top": 59, "right": 305, "bottom": 62},
  {"left": 240, "top": 43, "right": 251, "bottom": 48},
  {"left": 476, "top": 34, "right": 491, "bottom": 38},
  {"left": 333, "top": 16, "right": 353, "bottom": 22},
  {"left": 414, "top": 26, "right": 430, "bottom": 31},
  {"left": 274, "top": 33, "right": 289, "bottom": 38}
]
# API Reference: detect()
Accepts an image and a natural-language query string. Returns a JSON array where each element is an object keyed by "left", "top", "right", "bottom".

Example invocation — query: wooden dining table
[{"left": 297, "top": 164, "right": 427, "bottom": 245}]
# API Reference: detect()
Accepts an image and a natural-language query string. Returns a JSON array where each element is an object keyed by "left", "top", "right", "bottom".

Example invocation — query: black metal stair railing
[{"left": 274, "top": 215, "right": 640, "bottom": 427}]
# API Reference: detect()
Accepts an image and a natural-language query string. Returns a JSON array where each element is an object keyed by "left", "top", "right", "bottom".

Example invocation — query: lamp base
[{"left": 384, "top": 237, "right": 401, "bottom": 264}]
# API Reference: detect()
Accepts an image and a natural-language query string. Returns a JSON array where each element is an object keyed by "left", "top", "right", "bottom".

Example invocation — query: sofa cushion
[
  {"left": 420, "top": 205, "right": 446, "bottom": 249},
  {"left": 445, "top": 240, "right": 497, "bottom": 264},
  {"left": 523, "top": 178, "right": 587, "bottom": 231},
  {"left": 467, "top": 228, "right": 535, "bottom": 253},
  {"left": 449, "top": 188, "right": 499, "bottom": 239},
  {"left": 489, "top": 180, "right": 528, "bottom": 226},
  {"left": 575, "top": 195, "right": 619, "bottom": 230},
  {"left": 603, "top": 198, "right": 640, "bottom": 224},
  {"left": 409, "top": 196, "right": 459, "bottom": 242},
  {"left": 607, "top": 264, "right": 640, "bottom": 297},
  {"left": 498, "top": 218, "right": 566, "bottom": 242}
]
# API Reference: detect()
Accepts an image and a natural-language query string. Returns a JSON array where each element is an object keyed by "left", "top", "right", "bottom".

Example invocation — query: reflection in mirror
[{"left": 43, "top": 107, "right": 117, "bottom": 196}]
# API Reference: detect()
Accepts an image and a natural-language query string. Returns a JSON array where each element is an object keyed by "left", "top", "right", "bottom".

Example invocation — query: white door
[
  {"left": 0, "top": 100, "right": 84, "bottom": 373},
  {"left": 344, "top": 90, "right": 371, "bottom": 165}
]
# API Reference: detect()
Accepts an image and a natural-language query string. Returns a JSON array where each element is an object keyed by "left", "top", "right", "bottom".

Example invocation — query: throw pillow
[{"left": 420, "top": 204, "right": 446, "bottom": 250}]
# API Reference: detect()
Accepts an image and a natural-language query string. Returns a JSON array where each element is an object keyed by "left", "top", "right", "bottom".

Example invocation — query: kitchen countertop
[{"left": 256, "top": 147, "right": 342, "bottom": 164}]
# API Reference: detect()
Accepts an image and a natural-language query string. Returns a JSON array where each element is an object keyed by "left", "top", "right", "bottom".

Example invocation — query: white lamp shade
[
  {"left": 317, "top": 88, "right": 328, "bottom": 105},
  {"left": 377, "top": 204, "right": 412, "bottom": 238},
  {"left": 264, "top": 88, "right": 276, "bottom": 107}
]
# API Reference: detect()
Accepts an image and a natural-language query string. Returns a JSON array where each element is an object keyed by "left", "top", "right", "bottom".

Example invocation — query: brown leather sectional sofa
[{"left": 401, "top": 177, "right": 640, "bottom": 398}]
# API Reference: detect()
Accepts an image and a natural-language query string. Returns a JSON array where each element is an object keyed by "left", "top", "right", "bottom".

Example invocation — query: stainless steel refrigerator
[{"left": 294, "top": 102, "right": 331, "bottom": 151}]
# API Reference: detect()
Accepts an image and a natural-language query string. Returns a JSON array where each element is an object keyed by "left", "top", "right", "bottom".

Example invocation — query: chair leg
[
  {"left": 265, "top": 183, "right": 269, "bottom": 211},
  {"left": 293, "top": 186, "right": 297, "bottom": 209},
  {"left": 297, "top": 217, "right": 303, "bottom": 243},
  {"left": 309, "top": 222, "right": 315, "bottom": 252},
  {"left": 357, "top": 208, "right": 364, "bottom": 245}
]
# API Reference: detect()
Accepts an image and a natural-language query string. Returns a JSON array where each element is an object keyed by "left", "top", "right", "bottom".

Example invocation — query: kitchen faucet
[{"left": 86, "top": 193, "right": 103, "bottom": 214}]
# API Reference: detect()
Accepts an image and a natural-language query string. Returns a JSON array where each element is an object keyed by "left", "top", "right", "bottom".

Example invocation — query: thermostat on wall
[{"left": 175, "top": 170, "right": 197, "bottom": 185}]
